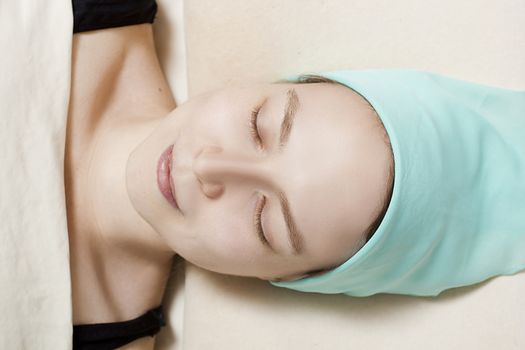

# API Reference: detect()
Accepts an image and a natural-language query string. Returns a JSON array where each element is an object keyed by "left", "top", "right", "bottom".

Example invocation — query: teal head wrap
[{"left": 270, "top": 69, "right": 525, "bottom": 297}]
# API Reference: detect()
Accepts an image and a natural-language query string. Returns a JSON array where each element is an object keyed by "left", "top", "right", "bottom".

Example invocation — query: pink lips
[{"left": 157, "top": 144, "right": 180, "bottom": 210}]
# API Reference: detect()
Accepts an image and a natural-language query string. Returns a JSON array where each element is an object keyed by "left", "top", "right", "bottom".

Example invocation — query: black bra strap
[
  {"left": 72, "top": 0, "right": 158, "bottom": 33},
  {"left": 73, "top": 305, "right": 166, "bottom": 350}
]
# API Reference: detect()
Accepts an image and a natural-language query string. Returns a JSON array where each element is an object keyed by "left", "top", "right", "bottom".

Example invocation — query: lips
[{"left": 157, "top": 144, "right": 180, "bottom": 210}]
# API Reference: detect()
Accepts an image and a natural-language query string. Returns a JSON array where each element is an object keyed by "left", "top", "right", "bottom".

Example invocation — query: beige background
[
  {"left": 154, "top": 1, "right": 525, "bottom": 349},
  {"left": 0, "top": 0, "right": 73, "bottom": 348},
  {"left": 184, "top": 0, "right": 525, "bottom": 93}
]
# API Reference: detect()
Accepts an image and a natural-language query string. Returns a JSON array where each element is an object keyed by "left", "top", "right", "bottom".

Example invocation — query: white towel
[{"left": 0, "top": 0, "right": 73, "bottom": 348}]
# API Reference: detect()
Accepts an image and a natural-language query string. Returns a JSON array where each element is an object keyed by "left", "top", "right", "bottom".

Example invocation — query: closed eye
[
  {"left": 254, "top": 194, "right": 270, "bottom": 247},
  {"left": 249, "top": 103, "right": 264, "bottom": 149}
]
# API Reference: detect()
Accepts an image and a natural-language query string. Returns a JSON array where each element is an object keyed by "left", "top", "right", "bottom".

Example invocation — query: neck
[
  {"left": 66, "top": 24, "right": 177, "bottom": 324},
  {"left": 83, "top": 116, "right": 175, "bottom": 260},
  {"left": 68, "top": 114, "right": 176, "bottom": 324}
]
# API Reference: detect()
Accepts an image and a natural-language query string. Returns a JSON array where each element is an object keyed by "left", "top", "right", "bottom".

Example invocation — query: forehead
[{"left": 263, "top": 83, "right": 391, "bottom": 261}]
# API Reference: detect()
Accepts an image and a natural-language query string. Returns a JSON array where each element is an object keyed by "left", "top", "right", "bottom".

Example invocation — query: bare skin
[
  {"left": 64, "top": 22, "right": 392, "bottom": 350},
  {"left": 65, "top": 24, "right": 176, "bottom": 349}
]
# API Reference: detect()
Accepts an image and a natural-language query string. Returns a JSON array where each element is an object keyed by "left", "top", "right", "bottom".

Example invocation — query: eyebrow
[
  {"left": 277, "top": 88, "right": 304, "bottom": 255},
  {"left": 277, "top": 88, "right": 300, "bottom": 154}
]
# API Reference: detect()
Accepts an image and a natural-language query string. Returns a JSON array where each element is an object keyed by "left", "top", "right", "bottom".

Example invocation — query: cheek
[
  {"left": 190, "top": 190, "right": 263, "bottom": 257},
  {"left": 194, "top": 213, "right": 258, "bottom": 261},
  {"left": 182, "top": 221, "right": 264, "bottom": 275}
]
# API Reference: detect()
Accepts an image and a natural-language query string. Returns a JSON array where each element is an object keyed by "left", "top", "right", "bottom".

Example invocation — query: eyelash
[
  {"left": 250, "top": 104, "right": 263, "bottom": 149},
  {"left": 254, "top": 195, "right": 269, "bottom": 246}
]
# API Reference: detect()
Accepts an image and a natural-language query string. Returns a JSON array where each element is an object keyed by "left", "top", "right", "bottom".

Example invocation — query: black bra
[
  {"left": 73, "top": 305, "right": 166, "bottom": 350},
  {"left": 72, "top": 0, "right": 158, "bottom": 33}
]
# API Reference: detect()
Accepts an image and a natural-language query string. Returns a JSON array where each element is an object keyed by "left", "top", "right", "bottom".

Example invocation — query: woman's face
[{"left": 126, "top": 82, "right": 392, "bottom": 281}]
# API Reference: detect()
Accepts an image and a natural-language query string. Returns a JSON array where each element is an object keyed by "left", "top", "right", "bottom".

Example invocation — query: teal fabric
[{"left": 270, "top": 69, "right": 525, "bottom": 297}]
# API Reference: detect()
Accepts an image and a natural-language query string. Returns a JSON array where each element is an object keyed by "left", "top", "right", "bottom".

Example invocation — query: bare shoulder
[{"left": 69, "top": 22, "right": 175, "bottom": 139}]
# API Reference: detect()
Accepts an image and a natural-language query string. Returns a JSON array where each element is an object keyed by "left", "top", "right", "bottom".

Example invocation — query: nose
[{"left": 193, "top": 146, "right": 269, "bottom": 197}]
